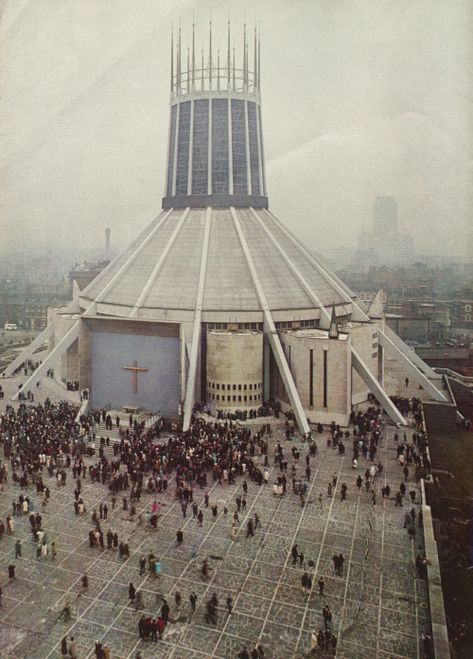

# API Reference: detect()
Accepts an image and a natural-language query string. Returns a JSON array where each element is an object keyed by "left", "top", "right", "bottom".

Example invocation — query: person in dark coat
[
  {"left": 128, "top": 582, "right": 136, "bottom": 601},
  {"left": 161, "top": 599, "right": 170, "bottom": 623},
  {"left": 138, "top": 614, "right": 145, "bottom": 638}
]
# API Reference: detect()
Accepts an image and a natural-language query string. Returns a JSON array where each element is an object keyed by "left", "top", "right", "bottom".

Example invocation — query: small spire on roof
[{"left": 328, "top": 304, "right": 339, "bottom": 339}]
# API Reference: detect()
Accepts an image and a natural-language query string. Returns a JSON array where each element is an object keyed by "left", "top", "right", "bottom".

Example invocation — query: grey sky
[{"left": 1, "top": 0, "right": 472, "bottom": 260}]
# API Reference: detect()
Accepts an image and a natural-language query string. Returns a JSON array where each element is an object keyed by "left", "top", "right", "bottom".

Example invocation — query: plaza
[{"left": 0, "top": 371, "right": 430, "bottom": 658}]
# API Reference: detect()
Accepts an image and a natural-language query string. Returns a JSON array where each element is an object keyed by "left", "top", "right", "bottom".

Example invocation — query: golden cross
[{"left": 122, "top": 360, "right": 148, "bottom": 394}]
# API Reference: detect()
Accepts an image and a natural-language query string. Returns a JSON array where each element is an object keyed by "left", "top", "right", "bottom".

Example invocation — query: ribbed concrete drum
[{"left": 207, "top": 330, "right": 263, "bottom": 411}]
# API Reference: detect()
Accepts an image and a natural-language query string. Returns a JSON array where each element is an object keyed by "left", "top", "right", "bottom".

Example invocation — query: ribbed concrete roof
[{"left": 79, "top": 206, "right": 350, "bottom": 318}]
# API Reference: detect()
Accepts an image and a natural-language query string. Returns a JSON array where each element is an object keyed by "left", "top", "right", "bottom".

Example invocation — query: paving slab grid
[{"left": 0, "top": 406, "right": 430, "bottom": 658}]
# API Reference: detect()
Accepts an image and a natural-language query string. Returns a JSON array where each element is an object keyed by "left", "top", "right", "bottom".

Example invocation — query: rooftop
[{"left": 79, "top": 207, "right": 349, "bottom": 320}]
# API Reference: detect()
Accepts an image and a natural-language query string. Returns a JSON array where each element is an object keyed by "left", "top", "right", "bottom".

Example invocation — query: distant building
[
  {"left": 449, "top": 288, "right": 473, "bottom": 331},
  {"left": 68, "top": 229, "right": 113, "bottom": 293},
  {"left": 385, "top": 301, "right": 450, "bottom": 343},
  {"left": 355, "top": 196, "right": 415, "bottom": 267},
  {"left": 373, "top": 196, "right": 398, "bottom": 236},
  {"left": 0, "top": 280, "right": 70, "bottom": 330},
  {"left": 339, "top": 263, "right": 435, "bottom": 304},
  {"left": 68, "top": 260, "right": 110, "bottom": 293}
]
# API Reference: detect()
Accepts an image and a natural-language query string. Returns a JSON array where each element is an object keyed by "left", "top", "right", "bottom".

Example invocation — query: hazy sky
[{"left": 1, "top": 0, "right": 472, "bottom": 260}]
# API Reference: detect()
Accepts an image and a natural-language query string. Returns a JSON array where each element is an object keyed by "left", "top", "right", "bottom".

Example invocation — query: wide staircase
[{"left": 92, "top": 411, "right": 156, "bottom": 454}]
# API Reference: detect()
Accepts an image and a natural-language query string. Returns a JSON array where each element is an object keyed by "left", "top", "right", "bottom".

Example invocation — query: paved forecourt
[{"left": 0, "top": 389, "right": 430, "bottom": 657}]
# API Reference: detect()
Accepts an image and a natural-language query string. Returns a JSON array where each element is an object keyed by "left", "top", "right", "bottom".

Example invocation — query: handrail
[
  {"left": 144, "top": 412, "right": 161, "bottom": 429},
  {"left": 434, "top": 367, "right": 473, "bottom": 384},
  {"left": 75, "top": 394, "right": 90, "bottom": 425}
]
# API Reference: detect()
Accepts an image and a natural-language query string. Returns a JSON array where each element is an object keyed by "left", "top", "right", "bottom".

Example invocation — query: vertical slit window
[
  {"left": 176, "top": 101, "right": 191, "bottom": 195},
  {"left": 192, "top": 99, "right": 209, "bottom": 194},
  {"left": 166, "top": 105, "right": 177, "bottom": 196},
  {"left": 309, "top": 349, "right": 314, "bottom": 406},
  {"left": 232, "top": 99, "right": 247, "bottom": 194},
  {"left": 323, "top": 350, "right": 328, "bottom": 407},
  {"left": 211, "top": 98, "right": 229, "bottom": 193},
  {"left": 258, "top": 105, "right": 266, "bottom": 195},
  {"left": 248, "top": 102, "right": 260, "bottom": 195}
]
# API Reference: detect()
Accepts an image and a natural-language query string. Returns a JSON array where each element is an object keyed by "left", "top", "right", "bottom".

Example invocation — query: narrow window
[
  {"left": 323, "top": 350, "right": 328, "bottom": 407},
  {"left": 309, "top": 348, "right": 314, "bottom": 407}
]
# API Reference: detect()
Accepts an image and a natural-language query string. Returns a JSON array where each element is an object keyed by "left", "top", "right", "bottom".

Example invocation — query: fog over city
[{"left": 1, "top": 0, "right": 472, "bottom": 260}]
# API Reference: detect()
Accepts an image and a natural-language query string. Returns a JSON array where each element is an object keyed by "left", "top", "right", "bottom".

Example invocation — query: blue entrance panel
[{"left": 90, "top": 331, "right": 180, "bottom": 417}]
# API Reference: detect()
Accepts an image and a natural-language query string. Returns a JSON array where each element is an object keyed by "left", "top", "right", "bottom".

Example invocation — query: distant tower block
[
  {"left": 372, "top": 196, "right": 398, "bottom": 236},
  {"left": 104, "top": 227, "right": 111, "bottom": 259}
]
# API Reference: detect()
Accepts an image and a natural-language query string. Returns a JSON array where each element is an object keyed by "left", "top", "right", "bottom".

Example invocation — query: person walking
[
  {"left": 69, "top": 636, "right": 78, "bottom": 659},
  {"left": 128, "top": 582, "right": 136, "bottom": 602},
  {"left": 189, "top": 591, "right": 198, "bottom": 614},
  {"left": 139, "top": 556, "right": 146, "bottom": 575},
  {"left": 161, "top": 598, "right": 170, "bottom": 624},
  {"left": 246, "top": 519, "right": 254, "bottom": 538},
  {"left": 310, "top": 630, "right": 318, "bottom": 654}
]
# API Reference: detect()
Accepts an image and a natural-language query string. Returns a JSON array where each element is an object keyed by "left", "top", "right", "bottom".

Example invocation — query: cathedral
[{"left": 5, "top": 23, "right": 447, "bottom": 433}]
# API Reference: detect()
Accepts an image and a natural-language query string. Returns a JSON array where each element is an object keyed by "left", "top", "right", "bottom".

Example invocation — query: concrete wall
[
  {"left": 79, "top": 320, "right": 92, "bottom": 391},
  {"left": 420, "top": 480, "right": 451, "bottom": 659},
  {"left": 83, "top": 318, "right": 180, "bottom": 416},
  {"left": 207, "top": 330, "right": 263, "bottom": 410},
  {"left": 48, "top": 308, "right": 80, "bottom": 383},
  {"left": 280, "top": 330, "right": 351, "bottom": 426},
  {"left": 345, "top": 321, "right": 379, "bottom": 404}
]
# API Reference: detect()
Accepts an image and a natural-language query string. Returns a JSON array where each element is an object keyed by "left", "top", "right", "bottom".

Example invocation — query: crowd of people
[{"left": 0, "top": 389, "right": 437, "bottom": 656}]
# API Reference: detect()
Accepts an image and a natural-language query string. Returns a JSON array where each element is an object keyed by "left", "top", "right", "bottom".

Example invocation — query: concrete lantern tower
[{"left": 5, "top": 20, "right": 448, "bottom": 431}]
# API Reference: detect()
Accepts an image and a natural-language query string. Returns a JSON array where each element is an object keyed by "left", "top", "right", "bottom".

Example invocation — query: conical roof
[
  {"left": 79, "top": 206, "right": 351, "bottom": 322},
  {"left": 79, "top": 25, "right": 355, "bottom": 324}
]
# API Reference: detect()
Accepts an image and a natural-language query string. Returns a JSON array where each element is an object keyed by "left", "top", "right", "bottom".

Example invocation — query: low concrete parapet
[{"left": 420, "top": 478, "right": 451, "bottom": 659}]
